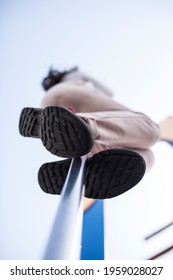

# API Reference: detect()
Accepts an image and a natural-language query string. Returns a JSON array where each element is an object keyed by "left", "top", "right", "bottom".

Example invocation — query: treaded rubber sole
[
  {"left": 19, "top": 107, "right": 42, "bottom": 138},
  {"left": 19, "top": 106, "right": 94, "bottom": 158},
  {"left": 38, "top": 148, "right": 146, "bottom": 199}
]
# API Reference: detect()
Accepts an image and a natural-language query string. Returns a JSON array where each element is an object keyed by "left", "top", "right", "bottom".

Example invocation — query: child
[{"left": 19, "top": 67, "right": 161, "bottom": 199}]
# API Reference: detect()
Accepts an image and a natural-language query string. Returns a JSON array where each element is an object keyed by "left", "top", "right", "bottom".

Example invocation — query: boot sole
[
  {"left": 38, "top": 149, "right": 146, "bottom": 199},
  {"left": 19, "top": 106, "right": 94, "bottom": 158}
]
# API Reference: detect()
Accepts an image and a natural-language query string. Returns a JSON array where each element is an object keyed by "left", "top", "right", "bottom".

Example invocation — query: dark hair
[{"left": 42, "top": 66, "right": 78, "bottom": 91}]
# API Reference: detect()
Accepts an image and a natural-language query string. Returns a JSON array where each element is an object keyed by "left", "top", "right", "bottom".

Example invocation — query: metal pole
[{"left": 43, "top": 155, "right": 87, "bottom": 260}]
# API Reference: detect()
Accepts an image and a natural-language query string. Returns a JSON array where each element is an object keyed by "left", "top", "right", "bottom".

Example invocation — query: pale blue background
[{"left": 1, "top": 0, "right": 173, "bottom": 259}]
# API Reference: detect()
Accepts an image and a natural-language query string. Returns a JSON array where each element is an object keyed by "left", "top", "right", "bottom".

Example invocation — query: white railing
[{"left": 43, "top": 155, "right": 87, "bottom": 260}]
